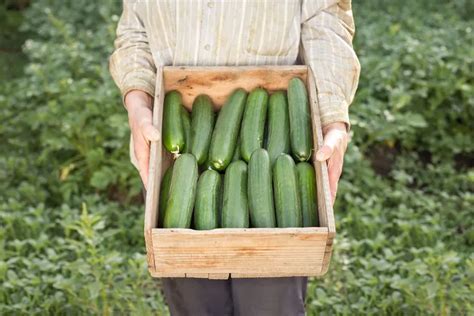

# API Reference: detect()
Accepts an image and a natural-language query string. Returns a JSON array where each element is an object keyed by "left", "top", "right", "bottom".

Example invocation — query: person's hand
[
  {"left": 125, "top": 90, "right": 160, "bottom": 189},
  {"left": 315, "top": 122, "right": 349, "bottom": 205}
]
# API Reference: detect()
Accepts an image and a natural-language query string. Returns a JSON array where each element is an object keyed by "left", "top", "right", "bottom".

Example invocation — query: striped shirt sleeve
[
  {"left": 301, "top": 0, "right": 361, "bottom": 128},
  {"left": 109, "top": 0, "right": 157, "bottom": 102}
]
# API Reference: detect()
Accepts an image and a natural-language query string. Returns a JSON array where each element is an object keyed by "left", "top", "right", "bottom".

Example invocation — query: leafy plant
[{"left": 0, "top": 0, "right": 472, "bottom": 315}]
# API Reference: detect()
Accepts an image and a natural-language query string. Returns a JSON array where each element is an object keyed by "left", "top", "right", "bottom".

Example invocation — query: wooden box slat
[
  {"left": 152, "top": 228, "right": 328, "bottom": 278},
  {"left": 144, "top": 66, "right": 336, "bottom": 278},
  {"left": 307, "top": 71, "right": 336, "bottom": 235},
  {"left": 163, "top": 66, "right": 308, "bottom": 109}
]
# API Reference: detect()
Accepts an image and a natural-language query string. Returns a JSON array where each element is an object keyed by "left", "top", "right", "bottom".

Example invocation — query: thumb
[
  {"left": 316, "top": 145, "right": 334, "bottom": 161},
  {"left": 316, "top": 132, "right": 338, "bottom": 161},
  {"left": 142, "top": 123, "right": 160, "bottom": 142}
]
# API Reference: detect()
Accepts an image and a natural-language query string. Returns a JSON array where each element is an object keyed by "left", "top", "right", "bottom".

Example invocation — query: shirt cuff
[
  {"left": 120, "top": 73, "right": 156, "bottom": 108},
  {"left": 318, "top": 99, "right": 351, "bottom": 132}
]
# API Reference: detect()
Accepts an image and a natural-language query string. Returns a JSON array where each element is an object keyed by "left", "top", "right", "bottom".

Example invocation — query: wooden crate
[{"left": 144, "top": 66, "right": 335, "bottom": 279}]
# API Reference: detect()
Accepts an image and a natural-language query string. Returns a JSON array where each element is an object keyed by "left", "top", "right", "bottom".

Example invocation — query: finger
[
  {"left": 139, "top": 165, "right": 149, "bottom": 190},
  {"left": 134, "top": 136, "right": 150, "bottom": 189},
  {"left": 317, "top": 128, "right": 349, "bottom": 161},
  {"left": 316, "top": 144, "right": 334, "bottom": 162},
  {"left": 138, "top": 156, "right": 149, "bottom": 190},
  {"left": 327, "top": 156, "right": 343, "bottom": 205},
  {"left": 328, "top": 165, "right": 340, "bottom": 205},
  {"left": 316, "top": 131, "right": 338, "bottom": 161},
  {"left": 142, "top": 123, "right": 160, "bottom": 142}
]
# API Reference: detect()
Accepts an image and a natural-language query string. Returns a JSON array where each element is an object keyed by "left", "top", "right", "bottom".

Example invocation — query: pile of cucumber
[{"left": 160, "top": 77, "right": 318, "bottom": 229}]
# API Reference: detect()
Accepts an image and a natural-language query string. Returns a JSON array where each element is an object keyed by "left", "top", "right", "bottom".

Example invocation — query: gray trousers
[{"left": 161, "top": 277, "right": 307, "bottom": 316}]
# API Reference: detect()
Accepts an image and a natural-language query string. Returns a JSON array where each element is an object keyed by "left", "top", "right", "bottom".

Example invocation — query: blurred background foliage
[{"left": 0, "top": 0, "right": 472, "bottom": 314}]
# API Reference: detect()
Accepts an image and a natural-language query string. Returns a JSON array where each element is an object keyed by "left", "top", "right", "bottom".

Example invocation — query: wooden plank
[
  {"left": 320, "top": 236, "right": 334, "bottom": 275},
  {"left": 150, "top": 271, "right": 186, "bottom": 278},
  {"left": 163, "top": 66, "right": 308, "bottom": 109},
  {"left": 321, "top": 246, "right": 334, "bottom": 276},
  {"left": 307, "top": 70, "right": 336, "bottom": 235},
  {"left": 151, "top": 228, "right": 328, "bottom": 277},
  {"left": 231, "top": 271, "right": 322, "bottom": 278},
  {"left": 185, "top": 273, "right": 230, "bottom": 280},
  {"left": 144, "top": 68, "right": 165, "bottom": 271},
  {"left": 208, "top": 273, "right": 230, "bottom": 280},
  {"left": 144, "top": 231, "right": 154, "bottom": 271},
  {"left": 144, "top": 68, "right": 165, "bottom": 232},
  {"left": 185, "top": 273, "right": 210, "bottom": 278}
]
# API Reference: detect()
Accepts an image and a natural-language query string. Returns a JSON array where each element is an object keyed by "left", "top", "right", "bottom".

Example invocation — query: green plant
[{"left": 0, "top": 0, "right": 472, "bottom": 314}]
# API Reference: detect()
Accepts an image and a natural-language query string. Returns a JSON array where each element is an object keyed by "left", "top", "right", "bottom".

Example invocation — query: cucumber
[
  {"left": 158, "top": 165, "right": 173, "bottom": 228},
  {"left": 273, "top": 154, "right": 302, "bottom": 227},
  {"left": 296, "top": 162, "right": 319, "bottom": 227},
  {"left": 288, "top": 77, "right": 312, "bottom": 161},
  {"left": 163, "top": 91, "right": 185, "bottom": 154},
  {"left": 208, "top": 89, "right": 248, "bottom": 171},
  {"left": 200, "top": 158, "right": 214, "bottom": 173},
  {"left": 232, "top": 137, "right": 242, "bottom": 162},
  {"left": 266, "top": 91, "right": 290, "bottom": 165},
  {"left": 190, "top": 95, "right": 215, "bottom": 164},
  {"left": 181, "top": 106, "right": 191, "bottom": 153},
  {"left": 248, "top": 149, "right": 276, "bottom": 228},
  {"left": 221, "top": 160, "right": 249, "bottom": 228},
  {"left": 194, "top": 170, "right": 222, "bottom": 230},
  {"left": 240, "top": 88, "right": 269, "bottom": 162},
  {"left": 163, "top": 154, "right": 198, "bottom": 228}
]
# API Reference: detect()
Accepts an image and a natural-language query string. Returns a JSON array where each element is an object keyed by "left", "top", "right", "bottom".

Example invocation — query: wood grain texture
[
  {"left": 151, "top": 228, "right": 328, "bottom": 277},
  {"left": 320, "top": 239, "right": 334, "bottom": 276},
  {"left": 231, "top": 272, "right": 317, "bottom": 278},
  {"left": 163, "top": 66, "right": 308, "bottom": 109},
  {"left": 208, "top": 273, "right": 230, "bottom": 280},
  {"left": 144, "top": 68, "right": 165, "bottom": 271},
  {"left": 186, "top": 273, "right": 230, "bottom": 280},
  {"left": 307, "top": 70, "right": 336, "bottom": 235},
  {"left": 149, "top": 271, "right": 186, "bottom": 278},
  {"left": 307, "top": 69, "right": 335, "bottom": 277},
  {"left": 145, "top": 66, "right": 336, "bottom": 278}
]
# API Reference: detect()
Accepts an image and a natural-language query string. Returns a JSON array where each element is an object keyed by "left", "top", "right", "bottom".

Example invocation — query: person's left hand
[{"left": 315, "top": 122, "right": 349, "bottom": 205}]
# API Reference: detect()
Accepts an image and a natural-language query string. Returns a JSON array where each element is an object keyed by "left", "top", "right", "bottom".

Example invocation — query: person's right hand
[{"left": 125, "top": 90, "right": 160, "bottom": 189}]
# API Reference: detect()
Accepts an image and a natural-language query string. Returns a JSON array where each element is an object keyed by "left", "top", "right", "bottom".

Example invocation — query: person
[{"left": 109, "top": 1, "right": 360, "bottom": 315}]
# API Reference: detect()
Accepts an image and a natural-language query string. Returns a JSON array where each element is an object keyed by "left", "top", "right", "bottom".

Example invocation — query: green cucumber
[
  {"left": 221, "top": 160, "right": 249, "bottom": 228},
  {"left": 181, "top": 106, "right": 191, "bottom": 153},
  {"left": 194, "top": 170, "right": 222, "bottom": 230},
  {"left": 190, "top": 95, "right": 215, "bottom": 164},
  {"left": 163, "top": 154, "right": 198, "bottom": 228},
  {"left": 208, "top": 89, "right": 248, "bottom": 171},
  {"left": 200, "top": 159, "right": 214, "bottom": 173},
  {"left": 273, "top": 154, "right": 302, "bottom": 227},
  {"left": 266, "top": 91, "right": 290, "bottom": 165},
  {"left": 240, "top": 88, "right": 269, "bottom": 162},
  {"left": 163, "top": 91, "right": 185, "bottom": 154},
  {"left": 288, "top": 77, "right": 312, "bottom": 161},
  {"left": 158, "top": 165, "right": 173, "bottom": 228},
  {"left": 296, "top": 162, "right": 319, "bottom": 227},
  {"left": 248, "top": 149, "right": 276, "bottom": 228},
  {"left": 232, "top": 137, "right": 242, "bottom": 162}
]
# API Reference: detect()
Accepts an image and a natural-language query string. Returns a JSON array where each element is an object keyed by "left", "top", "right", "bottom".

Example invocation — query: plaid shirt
[{"left": 110, "top": 0, "right": 360, "bottom": 127}]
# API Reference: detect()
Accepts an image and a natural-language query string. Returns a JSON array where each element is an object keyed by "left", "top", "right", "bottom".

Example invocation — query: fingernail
[{"left": 316, "top": 151, "right": 325, "bottom": 161}]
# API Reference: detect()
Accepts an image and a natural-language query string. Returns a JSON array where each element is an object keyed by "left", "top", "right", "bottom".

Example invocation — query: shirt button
[
  {"left": 207, "top": 1, "right": 214, "bottom": 8},
  {"left": 204, "top": 44, "right": 211, "bottom": 51}
]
